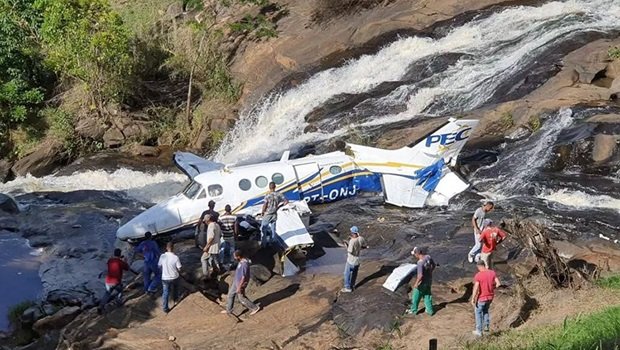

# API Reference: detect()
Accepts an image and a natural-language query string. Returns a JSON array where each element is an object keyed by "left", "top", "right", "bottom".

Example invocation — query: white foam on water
[
  {"left": 0, "top": 169, "right": 188, "bottom": 204},
  {"left": 215, "top": 0, "right": 620, "bottom": 164},
  {"left": 539, "top": 189, "right": 620, "bottom": 213}
]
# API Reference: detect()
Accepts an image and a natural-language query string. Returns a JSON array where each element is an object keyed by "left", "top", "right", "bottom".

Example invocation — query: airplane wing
[{"left": 173, "top": 152, "right": 225, "bottom": 179}]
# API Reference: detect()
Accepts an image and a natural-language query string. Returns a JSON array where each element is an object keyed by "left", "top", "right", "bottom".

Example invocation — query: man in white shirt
[
  {"left": 468, "top": 201, "right": 494, "bottom": 263},
  {"left": 158, "top": 242, "right": 182, "bottom": 313}
]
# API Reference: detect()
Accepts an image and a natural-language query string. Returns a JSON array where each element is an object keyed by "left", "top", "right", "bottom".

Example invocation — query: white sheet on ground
[{"left": 382, "top": 263, "right": 417, "bottom": 292}]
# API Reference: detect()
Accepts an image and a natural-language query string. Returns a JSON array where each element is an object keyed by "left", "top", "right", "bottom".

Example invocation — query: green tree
[
  {"left": 0, "top": 0, "right": 47, "bottom": 154},
  {"left": 36, "top": 0, "right": 134, "bottom": 111}
]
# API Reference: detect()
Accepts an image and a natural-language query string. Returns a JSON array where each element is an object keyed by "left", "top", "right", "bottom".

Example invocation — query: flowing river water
[{"left": 1, "top": 0, "right": 619, "bottom": 331}]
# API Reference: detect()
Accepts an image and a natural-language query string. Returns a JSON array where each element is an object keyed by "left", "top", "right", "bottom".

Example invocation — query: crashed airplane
[{"left": 117, "top": 118, "right": 478, "bottom": 241}]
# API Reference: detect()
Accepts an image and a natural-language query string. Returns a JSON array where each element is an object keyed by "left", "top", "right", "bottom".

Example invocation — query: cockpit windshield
[{"left": 182, "top": 181, "right": 203, "bottom": 199}]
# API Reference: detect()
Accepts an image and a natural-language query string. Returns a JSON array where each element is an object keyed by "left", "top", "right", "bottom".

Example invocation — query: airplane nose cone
[{"left": 115, "top": 200, "right": 183, "bottom": 241}]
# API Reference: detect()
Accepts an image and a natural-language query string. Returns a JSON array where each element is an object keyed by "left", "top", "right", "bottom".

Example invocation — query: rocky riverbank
[{"left": 1, "top": 0, "right": 619, "bottom": 349}]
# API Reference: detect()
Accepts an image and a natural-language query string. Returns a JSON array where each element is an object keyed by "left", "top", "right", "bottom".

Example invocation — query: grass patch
[
  {"left": 608, "top": 47, "right": 620, "bottom": 60},
  {"left": 597, "top": 275, "right": 620, "bottom": 290},
  {"left": 500, "top": 112, "right": 515, "bottom": 129},
  {"left": 527, "top": 115, "right": 541, "bottom": 132},
  {"left": 7, "top": 300, "right": 36, "bottom": 329},
  {"left": 229, "top": 14, "right": 278, "bottom": 39},
  {"left": 464, "top": 306, "right": 620, "bottom": 350}
]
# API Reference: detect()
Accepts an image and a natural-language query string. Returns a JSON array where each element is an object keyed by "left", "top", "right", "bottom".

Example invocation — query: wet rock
[
  {"left": 32, "top": 306, "right": 80, "bottom": 335},
  {"left": 586, "top": 114, "right": 620, "bottom": 123},
  {"left": 11, "top": 140, "right": 66, "bottom": 177},
  {"left": 74, "top": 117, "right": 106, "bottom": 140},
  {"left": 46, "top": 290, "right": 83, "bottom": 307},
  {"left": 21, "top": 305, "right": 44, "bottom": 325},
  {"left": 505, "top": 126, "right": 531, "bottom": 142},
  {"left": 592, "top": 134, "right": 617, "bottom": 162},
  {"left": 42, "top": 303, "right": 57, "bottom": 316},
  {"left": 0, "top": 194, "right": 19, "bottom": 214},
  {"left": 564, "top": 45, "right": 608, "bottom": 84},
  {"left": 303, "top": 124, "right": 318, "bottom": 133}
]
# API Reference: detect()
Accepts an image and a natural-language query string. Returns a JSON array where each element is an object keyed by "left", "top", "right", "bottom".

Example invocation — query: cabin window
[
  {"left": 255, "top": 176, "right": 268, "bottom": 188},
  {"left": 329, "top": 165, "right": 343, "bottom": 175},
  {"left": 208, "top": 184, "right": 223, "bottom": 197},
  {"left": 272, "top": 173, "right": 284, "bottom": 185},
  {"left": 239, "top": 179, "right": 251, "bottom": 191},
  {"left": 196, "top": 189, "right": 207, "bottom": 200},
  {"left": 182, "top": 181, "right": 202, "bottom": 199}
]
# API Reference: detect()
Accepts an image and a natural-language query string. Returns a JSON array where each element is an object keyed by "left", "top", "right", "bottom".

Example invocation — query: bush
[
  {"left": 609, "top": 47, "right": 620, "bottom": 60},
  {"left": 7, "top": 300, "right": 36, "bottom": 330},
  {"left": 527, "top": 115, "right": 541, "bottom": 132},
  {"left": 36, "top": 0, "right": 135, "bottom": 106},
  {"left": 229, "top": 14, "right": 278, "bottom": 39}
]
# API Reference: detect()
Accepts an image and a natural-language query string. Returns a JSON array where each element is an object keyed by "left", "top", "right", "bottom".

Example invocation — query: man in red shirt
[
  {"left": 471, "top": 259, "right": 501, "bottom": 336},
  {"left": 478, "top": 220, "right": 507, "bottom": 269},
  {"left": 98, "top": 248, "right": 130, "bottom": 314}
]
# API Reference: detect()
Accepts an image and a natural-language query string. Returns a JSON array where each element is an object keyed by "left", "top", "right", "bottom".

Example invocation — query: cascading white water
[
  {"left": 214, "top": 0, "right": 620, "bottom": 164},
  {"left": 472, "top": 108, "right": 575, "bottom": 198},
  {"left": 0, "top": 169, "right": 187, "bottom": 203},
  {"left": 539, "top": 189, "right": 620, "bottom": 213}
]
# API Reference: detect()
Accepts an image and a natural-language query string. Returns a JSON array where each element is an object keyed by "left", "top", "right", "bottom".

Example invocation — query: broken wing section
[
  {"left": 173, "top": 152, "right": 225, "bottom": 179},
  {"left": 382, "top": 160, "right": 470, "bottom": 208}
]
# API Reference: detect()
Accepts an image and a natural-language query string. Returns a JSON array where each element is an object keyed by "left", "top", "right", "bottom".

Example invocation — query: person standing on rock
[
  {"left": 200, "top": 214, "right": 221, "bottom": 279},
  {"left": 158, "top": 242, "right": 182, "bottom": 313},
  {"left": 221, "top": 250, "right": 260, "bottom": 316},
  {"left": 98, "top": 248, "right": 131, "bottom": 313},
  {"left": 471, "top": 259, "right": 501, "bottom": 336},
  {"left": 468, "top": 201, "right": 494, "bottom": 263},
  {"left": 342, "top": 226, "right": 367, "bottom": 293},
  {"left": 219, "top": 204, "right": 237, "bottom": 269},
  {"left": 407, "top": 246, "right": 436, "bottom": 316},
  {"left": 260, "top": 182, "right": 288, "bottom": 247},
  {"left": 134, "top": 231, "right": 161, "bottom": 294},
  {"left": 478, "top": 220, "right": 507, "bottom": 269}
]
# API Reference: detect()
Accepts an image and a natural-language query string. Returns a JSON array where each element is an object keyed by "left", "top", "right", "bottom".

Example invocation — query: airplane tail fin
[{"left": 409, "top": 118, "right": 479, "bottom": 165}]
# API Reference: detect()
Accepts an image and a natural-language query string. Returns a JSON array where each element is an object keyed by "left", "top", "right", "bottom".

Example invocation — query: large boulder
[
  {"left": 0, "top": 160, "right": 11, "bottom": 183},
  {"left": 0, "top": 193, "right": 19, "bottom": 214},
  {"left": 11, "top": 139, "right": 66, "bottom": 177},
  {"left": 32, "top": 306, "right": 80, "bottom": 335},
  {"left": 563, "top": 41, "right": 610, "bottom": 84},
  {"left": 592, "top": 134, "right": 617, "bottom": 162},
  {"left": 74, "top": 117, "right": 106, "bottom": 140}
]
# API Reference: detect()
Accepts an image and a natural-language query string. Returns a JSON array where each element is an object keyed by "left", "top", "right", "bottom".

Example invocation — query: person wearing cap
[
  {"left": 478, "top": 220, "right": 507, "bottom": 269},
  {"left": 260, "top": 182, "right": 288, "bottom": 247},
  {"left": 471, "top": 259, "right": 501, "bottom": 336},
  {"left": 468, "top": 202, "right": 494, "bottom": 263},
  {"left": 342, "top": 226, "right": 367, "bottom": 293},
  {"left": 407, "top": 246, "right": 436, "bottom": 316}
]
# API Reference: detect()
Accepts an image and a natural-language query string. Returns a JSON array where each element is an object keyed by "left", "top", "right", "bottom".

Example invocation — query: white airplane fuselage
[{"left": 117, "top": 118, "right": 479, "bottom": 240}]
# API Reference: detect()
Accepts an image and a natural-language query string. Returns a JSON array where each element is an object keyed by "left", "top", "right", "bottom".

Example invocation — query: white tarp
[{"left": 382, "top": 263, "right": 417, "bottom": 292}]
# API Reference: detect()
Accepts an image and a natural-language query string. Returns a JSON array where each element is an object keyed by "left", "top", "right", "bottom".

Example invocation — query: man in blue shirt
[
  {"left": 133, "top": 231, "right": 161, "bottom": 293},
  {"left": 221, "top": 250, "right": 260, "bottom": 316}
]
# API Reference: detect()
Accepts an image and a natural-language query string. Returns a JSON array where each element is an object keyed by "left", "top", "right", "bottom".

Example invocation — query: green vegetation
[
  {"left": 527, "top": 115, "right": 541, "bottom": 132},
  {"left": 500, "top": 112, "right": 515, "bottom": 129},
  {"left": 609, "top": 46, "right": 620, "bottom": 60},
  {"left": 7, "top": 300, "right": 36, "bottom": 329},
  {"left": 464, "top": 306, "right": 620, "bottom": 350},
  {"left": 597, "top": 275, "right": 620, "bottom": 289},
  {"left": 0, "top": 0, "right": 285, "bottom": 163}
]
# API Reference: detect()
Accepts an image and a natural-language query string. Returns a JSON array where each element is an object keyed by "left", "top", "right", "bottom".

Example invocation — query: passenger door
[{"left": 293, "top": 163, "right": 323, "bottom": 202}]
